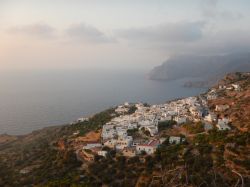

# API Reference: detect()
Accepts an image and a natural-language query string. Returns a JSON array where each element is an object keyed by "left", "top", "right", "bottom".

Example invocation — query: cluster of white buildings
[
  {"left": 204, "top": 86, "right": 233, "bottom": 131},
  {"left": 80, "top": 91, "right": 234, "bottom": 161},
  {"left": 101, "top": 103, "right": 160, "bottom": 155},
  {"left": 115, "top": 102, "right": 130, "bottom": 114},
  {"left": 207, "top": 89, "right": 218, "bottom": 100},
  {"left": 206, "top": 83, "right": 241, "bottom": 101},
  {"left": 219, "top": 83, "right": 241, "bottom": 91},
  {"left": 216, "top": 118, "right": 231, "bottom": 130},
  {"left": 99, "top": 98, "right": 204, "bottom": 155}
]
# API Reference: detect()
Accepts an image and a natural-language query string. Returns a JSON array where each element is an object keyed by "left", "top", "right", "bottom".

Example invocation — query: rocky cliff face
[{"left": 149, "top": 53, "right": 250, "bottom": 83}]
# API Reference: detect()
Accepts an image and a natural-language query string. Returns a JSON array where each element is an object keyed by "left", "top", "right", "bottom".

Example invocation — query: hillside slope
[{"left": 208, "top": 72, "right": 250, "bottom": 131}]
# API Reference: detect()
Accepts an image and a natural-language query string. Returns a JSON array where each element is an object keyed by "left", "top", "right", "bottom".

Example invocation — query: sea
[{"left": 0, "top": 69, "right": 207, "bottom": 135}]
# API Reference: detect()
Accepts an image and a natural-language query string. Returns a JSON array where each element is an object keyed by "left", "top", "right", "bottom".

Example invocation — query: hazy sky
[{"left": 0, "top": 0, "right": 250, "bottom": 70}]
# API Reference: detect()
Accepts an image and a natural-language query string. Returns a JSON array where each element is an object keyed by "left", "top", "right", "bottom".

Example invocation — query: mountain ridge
[{"left": 149, "top": 53, "right": 250, "bottom": 84}]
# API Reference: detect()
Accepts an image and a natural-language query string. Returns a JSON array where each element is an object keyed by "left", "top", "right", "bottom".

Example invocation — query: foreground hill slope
[
  {"left": 205, "top": 72, "right": 250, "bottom": 179},
  {"left": 0, "top": 73, "right": 249, "bottom": 187}
]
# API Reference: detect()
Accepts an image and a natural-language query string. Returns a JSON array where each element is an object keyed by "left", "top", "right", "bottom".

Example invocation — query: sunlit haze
[{"left": 0, "top": 0, "right": 250, "bottom": 70}]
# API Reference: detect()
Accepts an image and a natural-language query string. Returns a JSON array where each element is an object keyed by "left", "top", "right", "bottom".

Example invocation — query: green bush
[{"left": 158, "top": 120, "right": 176, "bottom": 131}]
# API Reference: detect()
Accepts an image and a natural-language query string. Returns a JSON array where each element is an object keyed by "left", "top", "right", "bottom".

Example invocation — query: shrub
[{"left": 158, "top": 120, "right": 176, "bottom": 131}]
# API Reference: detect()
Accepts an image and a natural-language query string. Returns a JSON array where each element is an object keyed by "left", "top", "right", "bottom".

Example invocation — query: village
[
  {"left": 1, "top": 73, "right": 248, "bottom": 187},
  {"left": 76, "top": 82, "right": 241, "bottom": 162}
]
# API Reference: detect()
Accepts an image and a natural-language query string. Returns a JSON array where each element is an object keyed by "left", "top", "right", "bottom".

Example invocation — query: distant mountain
[{"left": 149, "top": 53, "right": 250, "bottom": 85}]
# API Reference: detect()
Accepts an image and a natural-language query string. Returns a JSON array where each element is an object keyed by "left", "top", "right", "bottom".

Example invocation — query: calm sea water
[{"left": 0, "top": 69, "right": 206, "bottom": 135}]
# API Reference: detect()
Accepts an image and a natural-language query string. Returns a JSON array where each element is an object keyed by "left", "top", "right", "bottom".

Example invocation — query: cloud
[
  {"left": 201, "top": 0, "right": 243, "bottom": 20},
  {"left": 156, "top": 29, "right": 250, "bottom": 56},
  {"left": 117, "top": 21, "right": 206, "bottom": 45},
  {"left": 66, "top": 23, "right": 115, "bottom": 44},
  {"left": 116, "top": 19, "right": 250, "bottom": 56},
  {"left": 201, "top": 0, "right": 218, "bottom": 17},
  {"left": 7, "top": 23, "right": 56, "bottom": 39},
  {"left": 196, "top": 30, "right": 250, "bottom": 54},
  {"left": 115, "top": 18, "right": 250, "bottom": 56}
]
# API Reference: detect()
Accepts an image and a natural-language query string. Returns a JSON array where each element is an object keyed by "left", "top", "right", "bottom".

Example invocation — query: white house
[
  {"left": 207, "top": 94, "right": 217, "bottom": 100},
  {"left": 104, "top": 139, "right": 117, "bottom": 148},
  {"left": 160, "top": 113, "right": 172, "bottom": 121},
  {"left": 232, "top": 84, "right": 240, "bottom": 91},
  {"left": 185, "top": 97, "right": 197, "bottom": 105},
  {"left": 216, "top": 123, "right": 231, "bottom": 130},
  {"left": 216, "top": 118, "right": 231, "bottom": 130},
  {"left": 73, "top": 131, "right": 80, "bottom": 136},
  {"left": 115, "top": 136, "right": 133, "bottom": 150},
  {"left": 122, "top": 147, "right": 136, "bottom": 157},
  {"left": 83, "top": 142, "right": 102, "bottom": 150},
  {"left": 77, "top": 117, "right": 89, "bottom": 122},
  {"left": 159, "top": 137, "right": 167, "bottom": 144},
  {"left": 190, "top": 107, "right": 203, "bottom": 118},
  {"left": 219, "top": 85, "right": 226, "bottom": 90},
  {"left": 139, "top": 125, "right": 158, "bottom": 136},
  {"left": 136, "top": 140, "right": 160, "bottom": 155},
  {"left": 160, "top": 116, "right": 172, "bottom": 122},
  {"left": 97, "top": 151, "right": 108, "bottom": 157},
  {"left": 215, "top": 105, "right": 230, "bottom": 112},
  {"left": 124, "top": 102, "right": 130, "bottom": 106},
  {"left": 218, "top": 118, "right": 229, "bottom": 125},
  {"left": 226, "top": 86, "right": 233, "bottom": 90},
  {"left": 174, "top": 116, "right": 187, "bottom": 124},
  {"left": 167, "top": 110, "right": 177, "bottom": 116},
  {"left": 139, "top": 120, "right": 158, "bottom": 136},
  {"left": 169, "top": 136, "right": 182, "bottom": 144},
  {"left": 102, "top": 125, "right": 117, "bottom": 140},
  {"left": 115, "top": 102, "right": 130, "bottom": 114},
  {"left": 204, "top": 113, "right": 217, "bottom": 122},
  {"left": 116, "top": 128, "right": 128, "bottom": 138},
  {"left": 132, "top": 139, "right": 146, "bottom": 146},
  {"left": 128, "top": 123, "right": 138, "bottom": 129}
]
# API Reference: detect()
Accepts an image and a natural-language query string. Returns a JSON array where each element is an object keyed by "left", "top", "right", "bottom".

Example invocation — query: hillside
[
  {"left": 205, "top": 72, "right": 250, "bottom": 178},
  {"left": 0, "top": 73, "right": 249, "bottom": 187},
  {"left": 207, "top": 72, "right": 250, "bottom": 131}
]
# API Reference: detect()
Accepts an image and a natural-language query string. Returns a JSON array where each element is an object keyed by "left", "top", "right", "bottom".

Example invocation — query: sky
[{"left": 0, "top": 0, "right": 250, "bottom": 70}]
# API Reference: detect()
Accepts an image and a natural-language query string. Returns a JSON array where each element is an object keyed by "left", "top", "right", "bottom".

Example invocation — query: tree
[
  {"left": 128, "top": 105, "right": 137, "bottom": 114},
  {"left": 127, "top": 128, "right": 139, "bottom": 136},
  {"left": 158, "top": 120, "right": 176, "bottom": 131}
]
